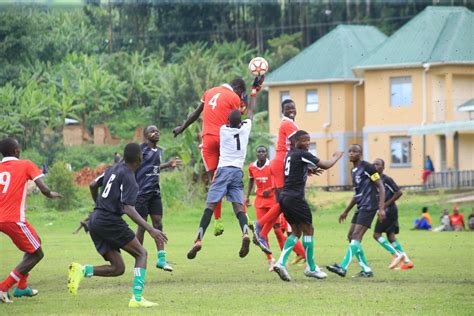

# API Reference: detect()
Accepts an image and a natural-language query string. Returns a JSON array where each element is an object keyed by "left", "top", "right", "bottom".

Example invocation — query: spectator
[
  {"left": 413, "top": 206, "right": 432, "bottom": 230},
  {"left": 422, "top": 155, "right": 435, "bottom": 183},
  {"left": 433, "top": 209, "right": 452, "bottom": 232},
  {"left": 468, "top": 208, "right": 474, "bottom": 231},
  {"left": 449, "top": 207, "right": 465, "bottom": 231},
  {"left": 114, "top": 152, "right": 122, "bottom": 163}
]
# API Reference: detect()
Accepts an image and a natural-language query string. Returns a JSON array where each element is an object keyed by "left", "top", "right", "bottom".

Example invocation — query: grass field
[{"left": 1, "top": 189, "right": 473, "bottom": 315}]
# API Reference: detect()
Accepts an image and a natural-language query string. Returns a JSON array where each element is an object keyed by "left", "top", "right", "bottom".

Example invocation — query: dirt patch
[{"left": 74, "top": 164, "right": 110, "bottom": 186}]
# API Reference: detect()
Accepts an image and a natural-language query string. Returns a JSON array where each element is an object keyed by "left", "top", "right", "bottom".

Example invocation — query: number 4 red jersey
[
  {"left": 201, "top": 84, "right": 241, "bottom": 137},
  {"left": 0, "top": 157, "right": 43, "bottom": 223}
]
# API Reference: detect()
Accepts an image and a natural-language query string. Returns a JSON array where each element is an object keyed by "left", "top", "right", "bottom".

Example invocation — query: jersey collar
[
  {"left": 1, "top": 157, "right": 19, "bottom": 162},
  {"left": 221, "top": 83, "right": 234, "bottom": 91},
  {"left": 282, "top": 116, "right": 294, "bottom": 122},
  {"left": 253, "top": 159, "right": 270, "bottom": 169}
]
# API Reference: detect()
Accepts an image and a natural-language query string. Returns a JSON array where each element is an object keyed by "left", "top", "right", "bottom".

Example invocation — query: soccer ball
[{"left": 248, "top": 57, "right": 269, "bottom": 76}]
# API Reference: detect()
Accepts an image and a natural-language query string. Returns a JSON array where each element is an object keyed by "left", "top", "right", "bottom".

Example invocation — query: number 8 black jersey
[
  {"left": 94, "top": 162, "right": 139, "bottom": 216},
  {"left": 282, "top": 148, "right": 320, "bottom": 199}
]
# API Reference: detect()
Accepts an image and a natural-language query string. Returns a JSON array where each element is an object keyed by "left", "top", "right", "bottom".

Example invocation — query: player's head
[
  {"left": 123, "top": 143, "right": 142, "bottom": 169},
  {"left": 348, "top": 144, "right": 363, "bottom": 163},
  {"left": 144, "top": 125, "right": 160, "bottom": 143},
  {"left": 0, "top": 137, "right": 20, "bottom": 158},
  {"left": 373, "top": 158, "right": 385, "bottom": 174},
  {"left": 453, "top": 206, "right": 459, "bottom": 215},
  {"left": 290, "top": 130, "right": 310, "bottom": 151},
  {"left": 229, "top": 77, "right": 247, "bottom": 100},
  {"left": 228, "top": 109, "right": 242, "bottom": 128},
  {"left": 422, "top": 206, "right": 428, "bottom": 213},
  {"left": 281, "top": 99, "right": 296, "bottom": 120},
  {"left": 256, "top": 145, "right": 267, "bottom": 161}
]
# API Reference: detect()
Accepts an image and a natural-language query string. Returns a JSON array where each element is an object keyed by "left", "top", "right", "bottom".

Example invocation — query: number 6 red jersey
[
  {"left": 0, "top": 157, "right": 43, "bottom": 223},
  {"left": 201, "top": 84, "right": 241, "bottom": 137}
]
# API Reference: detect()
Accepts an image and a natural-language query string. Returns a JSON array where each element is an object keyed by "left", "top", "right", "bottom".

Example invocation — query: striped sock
[
  {"left": 392, "top": 240, "right": 410, "bottom": 263},
  {"left": 377, "top": 237, "right": 398, "bottom": 255},
  {"left": 340, "top": 240, "right": 360, "bottom": 270},
  {"left": 17, "top": 273, "right": 29, "bottom": 290},
  {"left": 355, "top": 246, "right": 372, "bottom": 272},
  {"left": 132, "top": 268, "right": 146, "bottom": 302},
  {"left": 302, "top": 235, "right": 316, "bottom": 271},
  {"left": 83, "top": 265, "right": 94, "bottom": 278},
  {"left": 277, "top": 234, "right": 298, "bottom": 267},
  {"left": 0, "top": 270, "right": 23, "bottom": 292}
]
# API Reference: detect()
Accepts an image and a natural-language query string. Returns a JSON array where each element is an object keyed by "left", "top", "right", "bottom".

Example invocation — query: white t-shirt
[{"left": 218, "top": 119, "right": 252, "bottom": 169}]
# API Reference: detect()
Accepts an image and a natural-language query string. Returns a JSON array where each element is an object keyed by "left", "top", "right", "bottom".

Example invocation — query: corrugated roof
[
  {"left": 265, "top": 25, "right": 387, "bottom": 85},
  {"left": 355, "top": 6, "right": 474, "bottom": 70}
]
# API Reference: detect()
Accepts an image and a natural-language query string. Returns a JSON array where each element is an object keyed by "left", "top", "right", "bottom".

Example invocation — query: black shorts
[
  {"left": 88, "top": 210, "right": 135, "bottom": 256},
  {"left": 374, "top": 216, "right": 400, "bottom": 234},
  {"left": 136, "top": 192, "right": 163, "bottom": 218},
  {"left": 351, "top": 209, "right": 377, "bottom": 229},
  {"left": 279, "top": 194, "right": 312, "bottom": 225}
]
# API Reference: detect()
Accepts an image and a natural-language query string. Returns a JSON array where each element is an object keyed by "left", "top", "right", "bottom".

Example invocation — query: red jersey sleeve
[{"left": 26, "top": 160, "right": 43, "bottom": 181}]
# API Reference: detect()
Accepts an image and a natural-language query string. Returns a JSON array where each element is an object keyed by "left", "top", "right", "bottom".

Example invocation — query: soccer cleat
[
  {"left": 401, "top": 261, "right": 414, "bottom": 270},
  {"left": 239, "top": 235, "right": 251, "bottom": 258},
  {"left": 156, "top": 261, "right": 173, "bottom": 272},
  {"left": 304, "top": 267, "right": 327, "bottom": 279},
  {"left": 213, "top": 220, "right": 224, "bottom": 236},
  {"left": 268, "top": 258, "right": 276, "bottom": 272},
  {"left": 327, "top": 264, "right": 347, "bottom": 277},
  {"left": 388, "top": 253, "right": 404, "bottom": 269},
  {"left": 291, "top": 254, "right": 306, "bottom": 265},
  {"left": 128, "top": 296, "right": 158, "bottom": 308},
  {"left": 273, "top": 263, "right": 291, "bottom": 282},
  {"left": 67, "top": 262, "right": 84, "bottom": 295},
  {"left": 352, "top": 271, "right": 374, "bottom": 278},
  {"left": 253, "top": 220, "right": 262, "bottom": 239},
  {"left": 187, "top": 240, "right": 202, "bottom": 260},
  {"left": 0, "top": 290, "right": 13, "bottom": 304},
  {"left": 13, "top": 286, "right": 38, "bottom": 297}
]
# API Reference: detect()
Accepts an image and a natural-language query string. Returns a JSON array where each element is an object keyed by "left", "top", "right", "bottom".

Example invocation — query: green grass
[{"left": 1, "top": 189, "right": 473, "bottom": 315}]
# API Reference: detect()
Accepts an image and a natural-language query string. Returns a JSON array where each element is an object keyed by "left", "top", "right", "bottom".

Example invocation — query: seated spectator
[
  {"left": 468, "top": 208, "right": 474, "bottom": 231},
  {"left": 450, "top": 207, "right": 465, "bottom": 231},
  {"left": 433, "top": 209, "right": 452, "bottom": 232},
  {"left": 413, "top": 206, "right": 432, "bottom": 230}
]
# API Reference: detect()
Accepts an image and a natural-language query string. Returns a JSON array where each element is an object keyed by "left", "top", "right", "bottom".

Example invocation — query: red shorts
[
  {"left": 270, "top": 159, "right": 285, "bottom": 189},
  {"left": 0, "top": 221, "right": 41, "bottom": 253},
  {"left": 201, "top": 134, "right": 220, "bottom": 172}
]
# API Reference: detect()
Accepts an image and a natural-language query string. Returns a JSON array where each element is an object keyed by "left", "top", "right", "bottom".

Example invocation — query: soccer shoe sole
[
  {"left": 128, "top": 297, "right": 158, "bottom": 308},
  {"left": 304, "top": 270, "right": 327, "bottom": 279},
  {"left": 156, "top": 263, "right": 173, "bottom": 272},
  {"left": 67, "top": 263, "right": 84, "bottom": 295},
  {"left": 239, "top": 236, "right": 251, "bottom": 258},
  {"left": 401, "top": 262, "right": 415, "bottom": 270},
  {"left": 0, "top": 291, "right": 13, "bottom": 304},
  {"left": 352, "top": 271, "right": 374, "bottom": 278},
  {"left": 326, "top": 265, "right": 347, "bottom": 277},
  {"left": 273, "top": 265, "right": 291, "bottom": 282},
  {"left": 187, "top": 243, "right": 202, "bottom": 260}
]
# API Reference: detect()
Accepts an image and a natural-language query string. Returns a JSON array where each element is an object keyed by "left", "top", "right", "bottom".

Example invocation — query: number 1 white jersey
[{"left": 217, "top": 119, "right": 252, "bottom": 169}]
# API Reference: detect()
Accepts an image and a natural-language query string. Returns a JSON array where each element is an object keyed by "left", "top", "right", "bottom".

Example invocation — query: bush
[
  {"left": 46, "top": 161, "right": 77, "bottom": 211},
  {"left": 55, "top": 144, "right": 123, "bottom": 170}
]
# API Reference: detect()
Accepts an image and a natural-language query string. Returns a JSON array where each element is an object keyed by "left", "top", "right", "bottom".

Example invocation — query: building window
[
  {"left": 390, "top": 76, "right": 412, "bottom": 107},
  {"left": 306, "top": 90, "right": 318, "bottom": 112},
  {"left": 280, "top": 91, "right": 291, "bottom": 103},
  {"left": 309, "top": 142, "right": 317, "bottom": 156},
  {"left": 390, "top": 136, "right": 411, "bottom": 167}
]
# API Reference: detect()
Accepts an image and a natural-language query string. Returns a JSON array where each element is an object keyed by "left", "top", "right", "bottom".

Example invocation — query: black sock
[
  {"left": 196, "top": 208, "right": 213, "bottom": 241},
  {"left": 236, "top": 211, "right": 249, "bottom": 235}
]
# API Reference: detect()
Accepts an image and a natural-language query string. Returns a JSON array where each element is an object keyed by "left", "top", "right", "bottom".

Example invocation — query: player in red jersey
[
  {"left": 253, "top": 99, "right": 299, "bottom": 252},
  {"left": 246, "top": 146, "right": 306, "bottom": 271},
  {"left": 0, "top": 138, "right": 61, "bottom": 303},
  {"left": 173, "top": 76, "right": 264, "bottom": 236}
]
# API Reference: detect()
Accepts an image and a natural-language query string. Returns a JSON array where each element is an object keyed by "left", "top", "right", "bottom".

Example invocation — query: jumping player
[
  {"left": 327, "top": 144, "right": 386, "bottom": 278},
  {"left": 135, "top": 125, "right": 181, "bottom": 272},
  {"left": 187, "top": 93, "right": 257, "bottom": 260},
  {"left": 273, "top": 131, "right": 343, "bottom": 282},
  {"left": 0, "top": 137, "right": 61, "bottom": 303},
  {"left": 173, "top": 76, "right": 264, "bottom": 236},
  {"left": 67, "top": 143, "right": 168, "bottom": 308},
  {"left": 373, "top": 158, "right": 414, "bottom": 270},
  {"left": 254, "top": 99, "right": 298, "bottom": 252},
  {"left": 245, "top": 146, "right": 306, "bottom": 271}
]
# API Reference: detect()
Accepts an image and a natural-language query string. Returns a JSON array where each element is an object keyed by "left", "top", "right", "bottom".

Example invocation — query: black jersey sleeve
[
  {"left": 384, "top": 176, "right": 400, "bottom": 193},
  {"left": 120, "top": 170, "right": 139, "bottom": 206},
  {"left": 301, "top": 151, "right": 320, "bottom": 167},
  {"left": 365, "top": 162, "right": 381, "bottom": 182},
  {"left": 95, "top": 173, "right": 105, "bottom": 187}
]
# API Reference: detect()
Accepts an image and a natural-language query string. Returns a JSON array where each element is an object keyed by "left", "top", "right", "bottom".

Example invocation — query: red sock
[
  {"left": 273, "top": 227, "right": 287, "bottom": 250},
  {"left": 17, "top": 273, "right": 29, "bottom": 290},
  {"left": 259, "top": 204, "right": 281, "bottom": 238},
  {"left": 293, "top": 240, "right": 306, "bottom": 259},
  {"left": 0, "top": 269, "right": 23, "bottom": 291},
  {"left": 213, "top": 201, "right": 222, "bottom": 220}
]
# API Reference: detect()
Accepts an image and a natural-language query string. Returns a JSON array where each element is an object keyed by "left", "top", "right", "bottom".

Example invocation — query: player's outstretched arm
[
  {"left": 34, "top": 177, "right": 61, "bottom": 199},
  {"left": 246, "top": 75, "right": 264, "bottom": 120},
  {"left": 160, "top": 157, "right": 182, "bottom": 170},
  {"left": 172, "top": 102, "right": 204, "bottom": 137},
  {"left": 124, "top": 204, "right": 168, "bottom": 244},
  {"left": 316, "top": 151, "right": 344, "bottom": 170}
]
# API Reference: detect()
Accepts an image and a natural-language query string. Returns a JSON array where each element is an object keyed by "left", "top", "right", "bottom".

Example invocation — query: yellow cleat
[
  {"left": 67, "top": 263, "right": 84, "bottom": 295},
  {"left": 128, "top": 296, "right": 158, "bottom": 308}
]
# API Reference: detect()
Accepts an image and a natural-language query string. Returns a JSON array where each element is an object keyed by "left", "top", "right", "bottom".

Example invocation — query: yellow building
[
  {"left": 354, "top": 6, "right": 474, "bottom": 186},
  {"left": 265, "top": 25, "right": 387, "bottom": 186}
]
